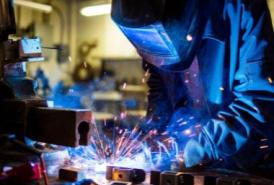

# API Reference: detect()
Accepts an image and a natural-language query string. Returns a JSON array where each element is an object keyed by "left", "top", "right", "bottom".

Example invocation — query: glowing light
[
  {"left": 185, "top": 79, "right": 190, "bottom": 83},
  {"left": 189, "top": 116, "right": 195, "bottom": 120},
  {"left": 195, "top": 124, "right": 202, "bottom": 128},
  {"left": 253, "top": 106, "right": 259, "bottom": 112},
  {"left": 122, "top": 82, "right": 127, "bottom": 89},
  {"left": 145, "top": 70, "right": 150, "bottom": 77},
  {"left": 260, "top": 145, "right": 269, "bottom": 149},
  {"left": 120, "top": 112, "right": 127, "bottom": 119},
  {"left": 47, "top": 100, "right": 54, "bottom": 108},
  {"left": 83, "top": 62, "right": 87, "bottom": 68},
  {"left": 183, "top": 129, "right": 192, "bottom": 136},
  {"left": 142, "top": 77, "right": 146, "bottom": 84},
  {"left": 186, "top": 34, "right": 193, "bottom": 42},
  {"left": 179, "top": 121, "right": 188, "bottom": 126},
  {"left": 67, "top": 120, "right": 180, "bottom": 180},
  {"left": 176, "top": 118, "right": 184, "bottom": 123},
  {"left": 68, "top": 56, "right": 72, "bottom": 62},
  {"left": 219, "top": 87, "right": 225, "bottom": 91},
  {"left": 15, "top": 0, "right": 53, "bottom": 13},
  {"left": 80, "top": 4, "right": 111, "bottom": 17},
  {"left": 268, "top": 77, "right": 273, "bottom": 84}
]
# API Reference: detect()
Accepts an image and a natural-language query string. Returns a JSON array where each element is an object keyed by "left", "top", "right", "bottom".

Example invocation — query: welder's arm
[
  {"left": 183, "top": 0, "right": 274, "bottom": 167},
  {"left": 142, "top": 61, "right": 174, "bottom": 132}
]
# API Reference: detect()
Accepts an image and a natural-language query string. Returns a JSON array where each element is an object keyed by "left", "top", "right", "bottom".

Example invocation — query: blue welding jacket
[{"left": 142, "top": 0, "right": 274, "bottom": 171}]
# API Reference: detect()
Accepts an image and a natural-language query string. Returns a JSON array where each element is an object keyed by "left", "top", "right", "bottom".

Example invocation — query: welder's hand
[{"left": 166, "top": 108, "right": 205, "bottom": 146}]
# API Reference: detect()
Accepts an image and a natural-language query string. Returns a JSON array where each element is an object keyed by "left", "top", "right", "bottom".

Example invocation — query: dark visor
[{"left": 111, "top": 0, "right": 166, "bottom": 28}]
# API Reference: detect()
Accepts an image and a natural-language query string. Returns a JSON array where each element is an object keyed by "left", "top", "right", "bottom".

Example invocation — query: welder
[{"left": 111, "top": 0, "right": 274, "bottom": 175}]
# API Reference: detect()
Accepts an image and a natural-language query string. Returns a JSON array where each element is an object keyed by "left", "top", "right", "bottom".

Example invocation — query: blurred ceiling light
[
  {"left": 14, "top": 0, "right": 53, "bottom": 13},
  {"left": 80, "top": 4, "right": 111, "bottom": 17}
]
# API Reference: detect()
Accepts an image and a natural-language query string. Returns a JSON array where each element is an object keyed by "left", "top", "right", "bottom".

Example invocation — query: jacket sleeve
[
  {"left": 142, "top": 61, "right": 174, "bottom": 132},
  {"left": 184, "top": 0, "right": 274, "bottom": 167}
]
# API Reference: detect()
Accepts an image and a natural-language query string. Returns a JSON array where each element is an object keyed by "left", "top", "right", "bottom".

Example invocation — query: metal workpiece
[
  {"left": 150, "top": 170, "right": 161, "bottom": 185},
  {"left": 26, "top": 107, "right": 93, "bottom": 147},
  {"left": 106, "top": 166, "right": 146, "bottom": 184},
  {"left": 59, "top": 167, "right": 86, "bottom": 182},
  {"left": 194, "top": 176, "right": 217, "bottom": 185},
  {"left": 160, "top": 171, "right": 194, "bottom": 185},
  {"left": 109, "top": 182, "right": 132, "bottom": 185},
  {"left": 216, "top": 178, "right": 251, "bottom": 185}
]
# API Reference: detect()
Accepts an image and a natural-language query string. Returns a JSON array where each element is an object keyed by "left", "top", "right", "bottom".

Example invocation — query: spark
[
  {"left": 120, "top": 112, "right": 127, "bottom": 119},
  {"left": 186, "top": 34, "right": 193, "bottom": 42},
  {"left": 189, "top": 116, "right": 195, "bottom": 120},
  {"left": 260, "top": 145, "right": 269, "bottom": 149},
  {"left": 179, "top": 121, "right": 188, "bottom": 126},
  {"left": 219, "top": 87, "right": 225, "bottom": 91},
  {"left": 145, "top": 70, "right": 150, "bottom": 77},
  {"left": 176, "top": 118, "right": 184, "bottom": 123},
  {"left": 195, "top": 124, "right": 202, "bottom": 128},
  {"left": 65, "top": 118, "right": 181, "bottom": 182},
  {"left": 183, "top": 129, "right": 192, "bottom": 136}
]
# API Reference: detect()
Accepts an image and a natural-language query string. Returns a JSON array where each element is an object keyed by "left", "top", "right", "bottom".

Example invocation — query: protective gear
[
  {"left": 111, "top": 0, "right": 205, "bottom": 71},
  {"left": 113, "top": 0, "right": 274, "bottom": 172}
]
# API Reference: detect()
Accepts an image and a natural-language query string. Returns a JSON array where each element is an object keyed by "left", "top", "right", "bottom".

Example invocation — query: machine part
[
  {"left": 4, "top": 78, "right": 37, "bottom": 98},
  {"left": 0, "top": 80, "right": 15, "bottom": 99},
  {"left": 216, "top": 178, "right": 251, "bottom": 185},
  {"left": 160, "top": 171, "right": 194, "bottom": 185},
  {"left": 5, "top": 162, "right": 42, "bottom": 181},
  {"left": 3, "top": 37, "right": 44, "bottom": 64},
  {"left": 106, "top": 166, "right": 146, "bottom": 184},
  {"left": 55, "top": 44, "right": 70, "bottom": 64},
  {"left": 109, "top": 182, "right": 132, "bottom": 185},
  {"left": 0, "top": 37, "right": 43, "bottom": 79},
  {"left": 0, "top": 99, "right": 47, "bottom": 139},
  {"left": 76, "top": 179, "right": 99, "bottom": 185},
  {"left": 59, "top": 167, "right": 85, "bottom": 182},
  {"left": 1, "top": 137, "right": 49, "bottom": 185},
  {"left": 150, "top": 170, "right": 161, "bottom": 185},
  {"left": 0, "top": 0, "right": 16, "bottom": 41},
  {"left": 27, "top": 107, "right": 93, "bottom": 147},
  {"left": 194, "top": 175, "right": 217, "bottom": 185}
]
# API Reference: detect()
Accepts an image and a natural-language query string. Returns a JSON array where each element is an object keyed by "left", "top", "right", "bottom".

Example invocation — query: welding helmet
[{"left": 111, "top": 0, "right": 205, "bottom": 71}]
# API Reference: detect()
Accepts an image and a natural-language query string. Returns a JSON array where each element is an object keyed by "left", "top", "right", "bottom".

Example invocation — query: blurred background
[
  {"left": 14, "top": 0, "right": 148, "bottom": 124},
  {"left": 13, "top": 0, "right": 274, "bottom": 122}
]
